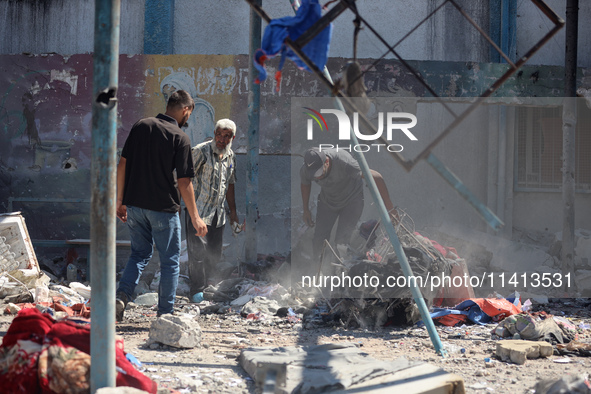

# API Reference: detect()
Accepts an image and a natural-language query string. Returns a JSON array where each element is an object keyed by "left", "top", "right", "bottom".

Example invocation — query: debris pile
[{"left": 291, "top": 214, "right": 462, "bottom": 328}]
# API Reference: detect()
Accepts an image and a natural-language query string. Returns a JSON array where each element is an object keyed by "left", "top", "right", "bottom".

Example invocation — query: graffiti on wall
[{"left": 0, "top": 53, "right": 571, "bottom": 240}]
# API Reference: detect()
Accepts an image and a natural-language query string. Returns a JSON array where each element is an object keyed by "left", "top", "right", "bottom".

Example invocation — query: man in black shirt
[{"left": 115, "top": 90, "right": 207, "bottom": 320}]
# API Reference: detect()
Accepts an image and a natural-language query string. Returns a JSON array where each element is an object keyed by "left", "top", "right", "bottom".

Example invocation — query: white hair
[{"left": 215, "top": 119, "right": 237, "bottom": 136}]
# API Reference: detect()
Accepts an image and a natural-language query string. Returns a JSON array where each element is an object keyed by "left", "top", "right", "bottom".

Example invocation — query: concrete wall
[
  {"left": 3, "top": 0, "right": 588, "bottom": 67},
  {"left": 517, "top": 0, "right": 591, "bottom": 67},
  {"left": 513, "top": 192, "right": 591, "bottom": 233},
  {"left": 1, "top": 0, "right": 590, "bottom": 262},
  {"left": 0, "top": 0, "right": 144, "bottom": 55},
  {"left": 1, "top": 52, "right": 589, "bottom": 258}
]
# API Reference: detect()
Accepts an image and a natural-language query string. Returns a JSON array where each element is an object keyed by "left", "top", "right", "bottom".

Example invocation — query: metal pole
[
  {"left": 245, "top": 0, "right": 262, "bottom": 268},
  {"left": 91, "top": 0, "right": 120, "bottom": 390},
  {"left": 562, "top": 0, "right": 578, "bottom": 292}
]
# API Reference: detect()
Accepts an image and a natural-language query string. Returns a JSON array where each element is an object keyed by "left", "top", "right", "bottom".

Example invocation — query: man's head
[
  {"left": 165, "top": 90, "right": 194, "bottom": 128},
  {"left": 304, "top": 149, "right": 328, "bottom": 179},
  {"left": 212, "top": 119, "right": 236, "bottom": 155}
]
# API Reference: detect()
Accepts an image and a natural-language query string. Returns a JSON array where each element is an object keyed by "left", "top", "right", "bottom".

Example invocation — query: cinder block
[{"left": 496, "top": 340, "right": 553, "bottom": 365}]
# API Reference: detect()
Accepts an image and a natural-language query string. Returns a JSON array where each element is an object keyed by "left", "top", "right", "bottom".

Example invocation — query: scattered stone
[
  {"left": 496, "top": 340, "right": 553, "bottom": 365},
  {"left": 134, "top": 292, "right": 159, "bottom": 306},
  {"left": 148, "top": 314, "right": 202, "bottom": 349},
  {"left": 5, "top": 302, "right": 20, "bottom": 314}
]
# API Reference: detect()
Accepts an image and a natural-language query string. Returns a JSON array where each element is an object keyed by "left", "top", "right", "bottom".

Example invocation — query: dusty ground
[{"left": 3, "top": 297, "right": 587, "bottom": 393}]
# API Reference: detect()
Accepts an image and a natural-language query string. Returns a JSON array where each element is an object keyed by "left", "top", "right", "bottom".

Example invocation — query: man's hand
[
  {"left": 229, "top": 210, "right": 239, "bottom": 226},
  {"left": 192, "top": 216, "right": 208, "bottom": 237},
  {"left": 229, "top": 211, "right": 243, "bottom": 236},
  {"left": 303, "top": 209, "right": 315, "bottom": 227},
  {"left": 116, "top": 201, "right": 127, "bottom": 223}
]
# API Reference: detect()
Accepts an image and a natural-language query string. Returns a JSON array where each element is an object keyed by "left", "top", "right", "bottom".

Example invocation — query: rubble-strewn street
[
  {"left": 2, "top": 291, "right": 591, "bottom": 393},
  {"left": 2, "top": 0, "right": 591, "bottom": 392},
  {"left": 2, "top": 210, "right": 591, "bottom": 393}
]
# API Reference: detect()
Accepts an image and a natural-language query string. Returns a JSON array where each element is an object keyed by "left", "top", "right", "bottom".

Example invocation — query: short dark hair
[{"left": 167, "top": 90, "right": 195, "bottom": 111}]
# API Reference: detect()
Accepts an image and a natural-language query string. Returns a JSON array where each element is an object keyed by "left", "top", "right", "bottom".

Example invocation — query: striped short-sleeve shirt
[{"left": 191, "top": 140, "right": 236, "bottom": 227}]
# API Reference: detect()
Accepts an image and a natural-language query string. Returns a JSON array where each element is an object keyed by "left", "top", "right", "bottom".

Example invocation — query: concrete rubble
[
  {"left": 535, "top": 374, "right": 591, "bottom": 394},
  {"left": 240, "top": 343, "right": 465, "bottom": 394},
  {"left": 147, "top": 314, "right": 202, "bottom": 349},
  {"left": 496, "top": 339, "right": 553, "bottom": 365}
]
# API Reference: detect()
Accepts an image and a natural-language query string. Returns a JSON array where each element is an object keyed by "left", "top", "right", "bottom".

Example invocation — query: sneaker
[
  {"left": 191, "top": 292, "right": 204, "bottom": 303},
  {"left": 115, "top": 292, "right": 128, "bottom": 321}
]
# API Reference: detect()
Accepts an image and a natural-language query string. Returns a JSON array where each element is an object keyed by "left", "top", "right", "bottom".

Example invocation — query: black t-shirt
[{"left": 121, "top": 113, "right": 195, "bottom": 213}]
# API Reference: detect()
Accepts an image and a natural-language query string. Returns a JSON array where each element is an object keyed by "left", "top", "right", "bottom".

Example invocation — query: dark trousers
[
  {"left": 313, "top": 193, "right": 364, "bottom": 261},
  {"left": 185, "top": 211, "right": 225, "bottom": 295}
]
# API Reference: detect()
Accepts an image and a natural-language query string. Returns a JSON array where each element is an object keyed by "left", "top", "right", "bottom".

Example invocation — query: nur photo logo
[{"left": 303, "top": 107, "right": 418, "bottom": 153}]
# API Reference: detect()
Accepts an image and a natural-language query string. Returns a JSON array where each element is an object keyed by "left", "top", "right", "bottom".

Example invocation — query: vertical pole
[
  {"left": 562, "top": 0, "right": 578, "bottom": 291},
  {"left": 245, "top": 0, "right": 261, "bottom": 267},
  {"left": 91, "top": 0, "right": 120, "bottom": 390}
]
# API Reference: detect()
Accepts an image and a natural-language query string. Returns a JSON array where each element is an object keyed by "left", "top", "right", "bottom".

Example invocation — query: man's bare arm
[
  {"left": 301, "top": 183, "right": 315, "bottom": 227},
  {"left": 116, "top": 158, "right": 127, "bottom": 222},
  {"left": 178, "top": 177, "right": 207, "bottom": 237}
]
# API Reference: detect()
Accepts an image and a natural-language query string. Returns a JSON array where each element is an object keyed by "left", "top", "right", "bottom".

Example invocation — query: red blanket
[{"left": 0, "top": 308, "right": 157, "bottom": 393}]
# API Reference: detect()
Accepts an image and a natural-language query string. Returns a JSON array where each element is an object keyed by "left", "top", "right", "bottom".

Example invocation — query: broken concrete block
[
  {"left": 5, "top": 302, "right": 21, "bottom": 314},
  {"left": 148, "top": 314, "right": 201, "bottom": 349},
  {"left": 496, "top": 340, "right": 553, "bottom": 365},
  {"left": 134, "top": 292, "right": 158, "bottom": 306},
  {"left": 240, "top": 343, "right": 465, "bottom": 393}
]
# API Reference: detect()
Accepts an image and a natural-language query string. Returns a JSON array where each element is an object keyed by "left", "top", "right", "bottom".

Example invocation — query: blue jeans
[{"left": 117, "top": 206, "right": 181, "bottom": 315}]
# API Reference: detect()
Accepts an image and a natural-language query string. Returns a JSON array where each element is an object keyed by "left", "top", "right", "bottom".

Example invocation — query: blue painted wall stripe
[
  {"left": 144, "top": 0, "right": 175, "bottom": 54},
  {"left": 490, "top": 0, "right": 517, "bottom": 63},
  {"left": 490, "top": 0, "right": 501, "bottom": 62}
]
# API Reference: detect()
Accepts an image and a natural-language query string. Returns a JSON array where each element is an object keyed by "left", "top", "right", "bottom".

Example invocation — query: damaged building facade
[{"left": 0, "top": 0, "right": 590, "bottom": 285}]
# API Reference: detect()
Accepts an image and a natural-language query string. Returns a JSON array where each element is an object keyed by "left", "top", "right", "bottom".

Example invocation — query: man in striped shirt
[{"left": 186, "top": 119, "right": 240, "bottom": 303}]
